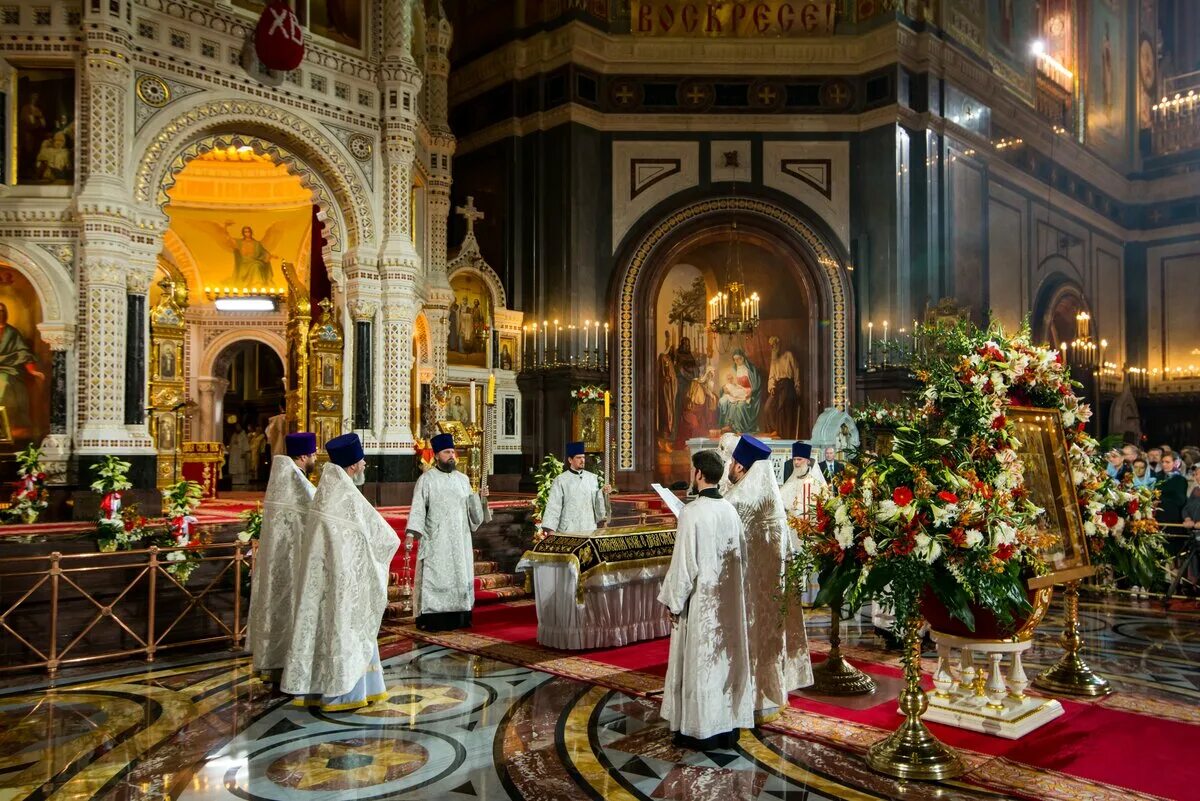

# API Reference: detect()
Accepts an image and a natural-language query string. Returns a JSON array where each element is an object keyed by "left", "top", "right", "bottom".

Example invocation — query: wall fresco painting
[{"left": 0, "top": 265, "right": 50, "bottom": 448}]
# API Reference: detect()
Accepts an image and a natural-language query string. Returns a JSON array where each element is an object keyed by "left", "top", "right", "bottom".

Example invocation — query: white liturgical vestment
[
  {"left": 724, "top": 459, "right": 813, "bottom": 719},
  {"left": 781, "top": 466, "right": 827, "bottom": 522},
  {"left": 658, "top": 492, "right": 755, "bottom": 739},
  {"left": 249, "top": 456, "right": 316, "bottom": 676},
  {"left": 281, "top": 463, "right": 398, "bottom": 698},
  {"left": 407, "top": 467, "right": 485, "bottom": 615},
  {"left": 540, "top": 469, "right": 606, "bottom": 533}
]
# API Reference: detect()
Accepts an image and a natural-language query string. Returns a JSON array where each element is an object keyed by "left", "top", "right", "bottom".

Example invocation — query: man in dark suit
[
  {"left": 1156, "top": 453, "right": 1188, "bottom": 525},
  {"left": 817, "top": 447, "right": 843, "bottom": 482}
]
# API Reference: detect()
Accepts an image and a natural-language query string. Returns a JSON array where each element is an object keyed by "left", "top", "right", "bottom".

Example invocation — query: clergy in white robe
[
  {"left": 716, "top": 432, "right": 740, "bottom": 495},
  {"left": 780, "top": 441, "right": 827, "bottom": 607},
  {"left": 724, "top": 435, "right": 813, "bottom": 723},
  {"left": 658, "top": 449, "right": 754, "bottom": 751},
  {"left": 539, "top": 441, "right": 609, "bottom": 534},
  {"left": 407, "top": 432, "right": 487, "bottom": 632},
  {"left": 281, "top": 433, "right": 398, "bottom": 711},
  {"left": 248, "top": 433, "right": 317, "bottom": 684}
]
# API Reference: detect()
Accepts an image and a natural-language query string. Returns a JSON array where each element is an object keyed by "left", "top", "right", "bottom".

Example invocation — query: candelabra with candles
[
  {"left": 1126, "top": 366, "right": 1150, "bottom": 397},
  {"left": 1061, "top": 312, "right": 1106, "bottom": 434},
  {"left": 707, "top": 282, "right": 760, "bottom": 337},
  {"left": 521, "top": 318, "right": 610, "bottom": 372},
  {"left": 864, "top": 320, "right": 921, "bottom": 371}
]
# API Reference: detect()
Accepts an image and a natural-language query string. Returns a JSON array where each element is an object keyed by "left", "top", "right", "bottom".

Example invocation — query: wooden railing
[{"left": 0, "top": 542, "right": 251, "bottom": 675}]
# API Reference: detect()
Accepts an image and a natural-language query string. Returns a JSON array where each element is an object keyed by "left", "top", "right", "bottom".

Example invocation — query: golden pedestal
[
  {"left": 811, "top": 597, "right": 876, "bottom": 696},
  {"left": 866, "top": 616, "right": 965, "bottom": 781},
  {"left": 1033, "top": 580, "right": 1112, "bottom": 697}
]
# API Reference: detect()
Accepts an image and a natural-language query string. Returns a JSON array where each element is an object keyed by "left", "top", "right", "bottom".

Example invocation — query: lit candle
[
  {"left": 868, "top": 322, "right": 874, "bottom": 363},
  {"left": 543, "top": 320, "right": 549, "bottom": 363},
  {"left": 604, "top": 323, "right": 610, "bottom": 366},
  {"left": 604, "top": 390, "right": 611, "bottom": 419},
  {"left": 469, "top": 379, "right": 477, "bottom": 423},
  {"left": 554, "top": 320, "right": 560, "bottom": 359},
  {"left": 584, "top": 320, "right": 590, "bottom": 354},
  {"left": 883, "top": 320, "right": 889, "bottom": 348},
  {"left": 487, "top": 373, "right": 495, "bottom": 405}
]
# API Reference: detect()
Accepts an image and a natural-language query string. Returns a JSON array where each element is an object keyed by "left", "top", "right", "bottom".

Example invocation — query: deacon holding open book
[
  {"left": 540, "top": 441, "right": 611, "bottom": 534},
  {"left": 658, "top": 449, "right": 754, "bottom": 750}
]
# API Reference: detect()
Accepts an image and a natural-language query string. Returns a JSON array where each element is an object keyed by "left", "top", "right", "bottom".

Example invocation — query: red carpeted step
[
  {"left": 474, "top": 560, "right": 500, "bottom": 575},
  {"left": 474, "top": 572, "right": 519, "bottom": 591}
]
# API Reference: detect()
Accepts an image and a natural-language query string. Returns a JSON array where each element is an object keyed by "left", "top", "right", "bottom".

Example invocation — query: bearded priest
[
  {"left": 248, "top": 432, "right": 317, "bottom": 685},
  {"left": 781, "top": 441, "right": 827, "bottom": 522},
  {"left": 658, "top": 449, "right": 754, "bottom": 750},
  {"left": 540, "top": 442, "right": 609, "bottom": 534},
  {"left": 281, "top": 433, "right": 398, "bottom": 711},
  {"left": 407, "top": 432, "right": 487, "bottom": 632},
  {"left": 723, "top": 434, "right": 813, "bottom": 723}
]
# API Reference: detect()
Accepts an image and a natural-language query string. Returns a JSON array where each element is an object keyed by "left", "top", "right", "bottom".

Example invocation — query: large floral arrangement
[
  {"left": 570, "top": 385, "right": 606, "bottom": 404},
  {"left": 157, "top": 480, "right": 205, "bottom": 582},
  {"left": 6, "top": 444, "right": 49, "bottom": 524},
  {"left": 91, "top": 456, "right": 146, "bottom": 551},
  {"left": 795, "top": 321, "right": 1056, "bottom": 633}
]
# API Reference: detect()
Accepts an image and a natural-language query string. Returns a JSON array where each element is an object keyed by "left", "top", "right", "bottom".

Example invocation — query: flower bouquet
[
  {"left": 157, "top": 480, "right": 205, "bottom": 582},
  {"left": 91, "top": 456, "right": 142, "bottom": 551},
  {"left": 6, "top": 444, "right": 49, "bottom": 525},
  {"left": 530, "top": 454, "right": 563, "bottom": 544}
]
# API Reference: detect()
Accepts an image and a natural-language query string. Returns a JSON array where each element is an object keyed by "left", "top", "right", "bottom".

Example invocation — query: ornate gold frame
[{"left": 149, "top": 277, "right": 188, "bottom": 489}]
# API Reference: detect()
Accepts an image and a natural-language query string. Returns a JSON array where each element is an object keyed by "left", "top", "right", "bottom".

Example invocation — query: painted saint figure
[
  {"left": 761, "top": 337, "right": 800, "bottom": 439},
  {"left": 657, "top": 330, "right": 677, "bottom": 442},
  {"left": 0, "top": 303, "right": 45, "bottom": 432},
  {"left": 717, "top": 348, "right": 762, "bottom": 433}
]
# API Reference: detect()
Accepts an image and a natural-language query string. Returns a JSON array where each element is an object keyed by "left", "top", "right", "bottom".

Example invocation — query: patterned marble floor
[{"left": 1, "top": 594, "right": 1196, "bottom": 801}]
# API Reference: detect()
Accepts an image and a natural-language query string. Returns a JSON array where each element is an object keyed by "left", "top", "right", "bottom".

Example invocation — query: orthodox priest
[
  {"left": 248, "top": 432, "right": 317, "bottom": 684},
  {"left": 407, "top": 432, "right": 487, "bottom": 632},
  {"left": 540, "top": 442, "right": 609, "bottom": 534},
  {"left": 281, "top": 433, "right": 397, "bottom": 711},
  {"left": 659, "top": 449, "right": 754, "bottom": 750},
  {"left": 724, "top": 434, "right": 813, "bottom": 722},
  {"left": 780, "top": 441, "right": 825, "bottom": 606}
]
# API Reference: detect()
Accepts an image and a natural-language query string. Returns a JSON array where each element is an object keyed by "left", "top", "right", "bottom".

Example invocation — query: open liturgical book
[{"left": 650, "top": 484, "right": 685, "bottom": 518}]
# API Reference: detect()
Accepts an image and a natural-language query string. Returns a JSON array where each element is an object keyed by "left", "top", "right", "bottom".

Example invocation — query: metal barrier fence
[{"left": 0, "top": 542, "right": 251, "bottom": 675}]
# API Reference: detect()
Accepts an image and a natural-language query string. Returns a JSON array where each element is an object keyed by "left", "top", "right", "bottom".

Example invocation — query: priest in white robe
[
  {"left": 249, "top": 432, "right": 317, "bottom": 684},
  {"left": 539, "top": 441, "right": 609, "bottom": 535},
  {"left": 659, "top": 449, "right": 754, "bottom": 751},
  {"left": 780, "top": 441, "right": 826, "bottom": 606},
  {"left": 281, "top": 433, "right": 398, "bottom": 711},
  {"left": 716, "top": 432, "right": 740, "bottom": 495},
  {"left": 724, "top": 434, "right": 813, "bottom": 723},
  {"left": 407, "top": 432, "right": 487, "bottom": 632}
]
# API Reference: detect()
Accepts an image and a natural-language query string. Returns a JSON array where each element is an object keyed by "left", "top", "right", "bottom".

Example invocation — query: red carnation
[
  {"left": 839, "top": 479, "right": 855, "bottom": 496},
  {"left": 892, "top": 486, "right": 914, "bottom": 507},
  {"left": 937, "top": 490, "right": 959, "bottom": 504},
  {"left": 995, "top": 543, "right": 1016, "bottom": 561},
  {"left": 1101, "top": 509, "right": 1119, "bottom": 528},
  {"left": 1128, "top": 499, "right": 1139, "bottom": 516},
  {"left": 991, "top": 414, "right": 1007, "bottom": 430},
  {"left": 949, "top": 527, "right": 967, "bottom": 547}
]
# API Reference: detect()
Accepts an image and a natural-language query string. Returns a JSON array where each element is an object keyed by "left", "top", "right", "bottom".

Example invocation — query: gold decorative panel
[
  {"left": 308, "top": 298, "right": 344, "bottom": 459},
  {"left": 149, "top": 277, "right": 188, "bottom": 489}
]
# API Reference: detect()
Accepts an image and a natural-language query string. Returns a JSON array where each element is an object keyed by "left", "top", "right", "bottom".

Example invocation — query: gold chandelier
[{"left": 707, "top": 215, "right": 759, "bottom": 337}]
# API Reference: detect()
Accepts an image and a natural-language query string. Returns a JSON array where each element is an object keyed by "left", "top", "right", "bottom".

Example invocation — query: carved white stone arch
[
  {"left": 199, "top": 328, "right": 289, "bottom": 380},
  {"left": 447, "top": 258, "right": 506, "bottom": 311},
  {"left": 0, "top": 242, "right": 76, "bottom": 327},
  {"left": 132, "top": 95, "right": 375, "bottom": 260}
]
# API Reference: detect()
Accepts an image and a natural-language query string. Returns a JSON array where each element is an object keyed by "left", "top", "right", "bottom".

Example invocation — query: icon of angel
[{"left": 191, "top": 219, "right": 289, "bottom": 286}]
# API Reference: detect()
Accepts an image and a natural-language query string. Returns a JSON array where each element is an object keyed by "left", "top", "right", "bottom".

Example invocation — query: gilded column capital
[{"left": 349, "top": 299, "right": 379, "bottom": 322}]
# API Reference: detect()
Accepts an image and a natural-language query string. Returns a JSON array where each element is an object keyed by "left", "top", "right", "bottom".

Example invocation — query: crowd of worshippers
[
  {"left": 1103, "top": 442, "right": 1200, "bottom": 528},
  {"left": 245, "top": 427, "right": 834, "bottom": 749}
]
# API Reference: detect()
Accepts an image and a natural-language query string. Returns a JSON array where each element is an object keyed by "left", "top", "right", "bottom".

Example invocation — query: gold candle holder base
[
  {"left": 1033, "top": 580, "right": 1112, "bottom": 697},
  {"left": 866, "top": 615, "right": 964, "bottom": 782},
  {"left": 811, "top": 599, "right": 877, "bottom": 696}
]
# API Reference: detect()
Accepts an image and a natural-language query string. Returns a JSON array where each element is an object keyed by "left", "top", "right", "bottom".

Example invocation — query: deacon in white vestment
[
  {"left": 724, "top": 435, "right": 813, "bottom": 723},
  {"left": 281, "top": 433, "right": 398, "bottom": 711},
  {"left": 780, "top": 441, "right": 826, "bottom": 607},
  {"left": 540, "top": 441, "right": 610, "bottom": 535},
  {"left": 659, "top": 449, "right": 754, "bottom": 750},
  {"left": 407, "top": 432, "right": 487, "bottom": 632},
  {"left": 248, "top": 432, "right": 317, "bottom": 684}
]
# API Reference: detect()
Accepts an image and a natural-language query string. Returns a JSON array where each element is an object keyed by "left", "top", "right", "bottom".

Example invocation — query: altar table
[{"left": 516, "top": 524, "right": 676, "bottom": 650}]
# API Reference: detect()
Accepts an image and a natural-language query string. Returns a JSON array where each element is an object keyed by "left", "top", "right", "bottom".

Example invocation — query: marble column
[
  {"left": 196, "top": 377, "right": 229, "bottom": 443},
  {"left": 36, "top": 325, "right": 76, "bottom": 485},
  {"left": 350, "top": 299, "right": 376, "bottom": 431},
  {"left": 124, "top": 294, "right": 146, "bottom": 426}
]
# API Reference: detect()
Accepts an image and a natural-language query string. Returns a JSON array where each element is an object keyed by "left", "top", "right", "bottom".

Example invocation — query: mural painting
[
  {"left": 652, "top": 236, "right": 813, "bottom": 483},
  {"left": 166, "top": 207, "right": 312, "bottom": 291},
  {"left": 0, "top": 265, "right": 50, "bottom": 448},
  {"left": 446, "top": 384, "right": 484, "bottom": 427},
  {"left": 447, "top": 273, "right": 492, "bottom": 368},
  {"left": 986, "top": 0, "right": 1037, "bottom": 90},
  {"left": 14, "top": 68, "right": 75, "bottom": 186},
  {"left": 1085, "top": 0, "right": 1130, "bottom": 167}
]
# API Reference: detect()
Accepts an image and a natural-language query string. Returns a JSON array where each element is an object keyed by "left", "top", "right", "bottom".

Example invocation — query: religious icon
[
  {"left": 14, "top": 68, "right": 76, "bottom": 186},
  {"left": 446, "top": 385, "right": 483, "bottom": 427},
  {"left": 321, "top": 356, "right": 335, "bottom": 388},
  {"left": 1009, "top": 407, "right": 1089, "bottom": 574},
  {"left": 572, "top": 401, "right": 604, "bottom": 454},
  {"left": 0, "top": 267, "right": 50, "bottom": 445},
  {"left": 499, "top": 335, "right": 518, "bottom": 371},
  {"left": 717, "top": 348, "right": 762, "bottom": 433},
  {"left": 503, "top": 396, "right": 517, "bottom": 437},
  {"left": 447, "top": 273, "right": 491, "bottom": 368},
  {"left": 159, "top": 341, "right": 178, "bottom": 380},
  {"left": 186, "top": 218, "right": 290, "bottom": 287}
]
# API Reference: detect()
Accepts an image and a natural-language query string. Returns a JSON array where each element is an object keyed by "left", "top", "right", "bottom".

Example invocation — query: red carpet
[{"left": 395, "top": 600, "right": 1195, "bottom": 801}]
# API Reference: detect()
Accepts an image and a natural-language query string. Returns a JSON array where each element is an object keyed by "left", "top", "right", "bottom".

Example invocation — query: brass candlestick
[
  {"left": 811, "top": 592, "right": 877, "bottom": 696},
  {"left": 867, "top": 615, "right": 964, "bottom": 781},
  {"left": 1033, "top": 580, "right": 1112, "bottom": 697}
]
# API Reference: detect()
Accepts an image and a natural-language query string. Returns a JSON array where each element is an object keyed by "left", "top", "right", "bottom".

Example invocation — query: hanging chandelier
[{"left": 707, "top": 216, "right": 760, "bottom": 337}]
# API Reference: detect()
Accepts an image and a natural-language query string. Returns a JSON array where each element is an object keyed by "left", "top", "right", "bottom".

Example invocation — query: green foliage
[{"left": 532, "top": 454, "right": 564, "bottom": 524}]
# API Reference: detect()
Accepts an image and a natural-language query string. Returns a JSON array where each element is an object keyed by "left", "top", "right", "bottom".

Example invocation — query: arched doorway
[
  {"left": 1036, "top": 278, "right": 1090, "bottom": 349},
  {"left": 614, "top": 195, "right": 852, "bottom": 487},
  {"left": 213, "top": 340, "right": 285, "bottom": 489}
]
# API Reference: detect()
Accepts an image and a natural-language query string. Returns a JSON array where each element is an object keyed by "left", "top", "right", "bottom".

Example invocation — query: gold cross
[
  {"left": 757, "top": 85, "right": 777, "bottom": 105},
  {"left": 685, "top": 85, "right": 708, "bottom": 104},
  {"left": 826, "top": 83, "right": 848, "bottom": 106},
  {"left": 455, "top": 196, "right": 485, "bottom": 236},
  {"left": 614, "top": 84, "right": 635, "bottom": 104}
]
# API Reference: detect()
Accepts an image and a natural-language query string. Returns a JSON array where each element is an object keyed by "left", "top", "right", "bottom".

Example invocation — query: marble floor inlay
[{"left": 0, "top": 595, "right": 1196, "bottom": 800}]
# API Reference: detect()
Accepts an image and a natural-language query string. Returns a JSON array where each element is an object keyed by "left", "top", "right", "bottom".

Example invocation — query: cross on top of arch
[{"left": 455, "top": 196, "right": 484, "bottom": 236}]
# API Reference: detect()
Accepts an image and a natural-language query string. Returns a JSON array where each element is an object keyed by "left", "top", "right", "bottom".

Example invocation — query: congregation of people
[{"left": 1104, "top": 442, "right": 1200, "bottom": 527}]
